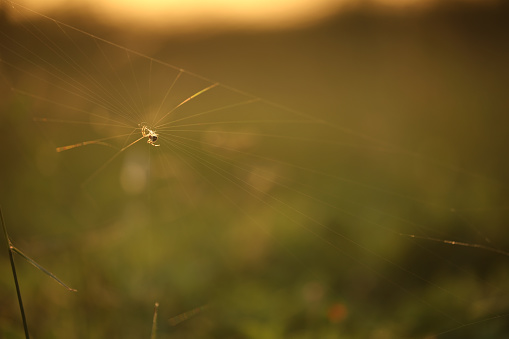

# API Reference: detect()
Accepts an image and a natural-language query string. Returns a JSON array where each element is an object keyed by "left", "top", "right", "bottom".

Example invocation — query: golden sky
[{"left": 15, "top": 0, "right": 499, "bottom": 31}]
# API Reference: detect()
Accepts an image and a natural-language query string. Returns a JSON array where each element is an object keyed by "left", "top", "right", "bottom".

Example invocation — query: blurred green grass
[{"left": 1, "top": 2, "right": 509, "bottom": 338}]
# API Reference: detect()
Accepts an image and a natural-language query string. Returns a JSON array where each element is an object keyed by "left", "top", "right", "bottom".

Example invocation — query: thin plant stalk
[
  {"left": 151, "top": 302, "right": 159, "bottom": 339},
  {"left": 1, "top": 205, "right": 30, "bottom": 339}
]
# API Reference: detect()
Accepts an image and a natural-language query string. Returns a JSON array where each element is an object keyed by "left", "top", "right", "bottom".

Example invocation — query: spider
[{"left": 141, "top": 125, "right": 160, "bottom": 147}]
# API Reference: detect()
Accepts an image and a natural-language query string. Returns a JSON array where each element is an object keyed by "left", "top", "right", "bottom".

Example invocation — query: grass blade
[
  {"left": 169, "top": 305, "right": 209, "bottom": 326},
  {"left": 1, "top": 206, "right": 30, "bottom": 339},
  {"left": 10, "top": 245, "right": 77, "bottom": 292}
]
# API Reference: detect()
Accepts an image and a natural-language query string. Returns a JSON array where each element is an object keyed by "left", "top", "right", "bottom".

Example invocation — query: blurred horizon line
[{"left": 2, "top": 0, "right": 505, "bottom": 35}]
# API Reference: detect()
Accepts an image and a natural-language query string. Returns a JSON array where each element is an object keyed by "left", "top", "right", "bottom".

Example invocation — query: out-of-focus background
[{"left": 1, "top": 0, "right": 509, "bottom": 338}]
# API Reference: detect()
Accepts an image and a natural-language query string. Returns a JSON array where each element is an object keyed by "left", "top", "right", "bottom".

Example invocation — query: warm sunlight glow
[
  {"left": 14, "top": 0, "right": 498, "bottom": 31},
  {"left": 16, "top": 0, "right": 353, "bottom": 30}
]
